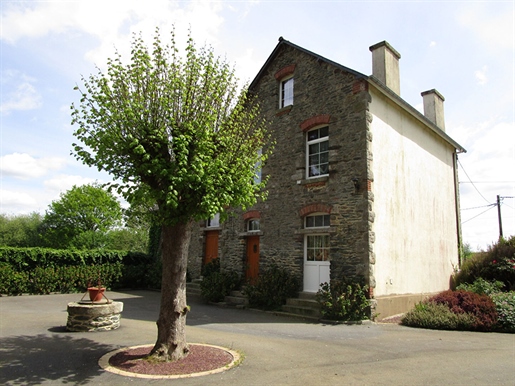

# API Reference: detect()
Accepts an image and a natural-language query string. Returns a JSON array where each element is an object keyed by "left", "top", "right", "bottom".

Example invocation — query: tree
[
  {"left": 41, "top": 183, "right": 123, "bottom": 249},
  {"left": 71, "top": 29, "right": 271, "bottom": 361},
  {"left": 0, "top": 212, "right": 43, "bottom": 247}
]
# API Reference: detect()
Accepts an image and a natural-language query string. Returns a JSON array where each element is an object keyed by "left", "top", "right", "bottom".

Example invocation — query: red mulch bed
[{"left": 109, "top": 344, "right": 234, "bottom": 376}]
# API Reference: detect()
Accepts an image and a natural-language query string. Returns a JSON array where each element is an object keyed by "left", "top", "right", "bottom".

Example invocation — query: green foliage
[
  {"left": 0, "top": 212, "right": 43, "bottom": 247},
  {"left": 199, "top": 258, "right": 239, "bottom": 302},
  {"left": 491, "top": 292, "right": 515, "bottom": 332},
  {"left": 456, "top": 278, "right": 505, "bottom": 295},
  {"left": 0, "top": 262, "right": 123, "bottom": 295},
  {"left": 244, "top": 264, "right": 299, "bottom": 310},
  {"left": 454, "top": 236, "right": 515, "bottom": 291},
  {"left": 316, "top": 278, "right": 370, "bottom": 321},
  {"left": 71, "top": 28, "right": 272, "bottom": 227},
  {"left": 40, "top": 183, "right": 123, "bottom": 249},
  {"left": 401, "top": 302, "right": 477, "bottom": 330}
]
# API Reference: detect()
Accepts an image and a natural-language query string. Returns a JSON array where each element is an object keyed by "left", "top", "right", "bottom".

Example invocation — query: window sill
[
  {"left": 295, "top": 227, "right": 336, "bottom": 235},
  {"left": 204, "top": 227, "right": 222, "bottom": 232},
  {"left": 275, "top": 105, "right": 293, "bottom": 116},
  {"left": 298, "top": 175, "right": 329, "bottom": 186},
  {"left": 238, "top": 231, "right": 264, "bottom": 237}
]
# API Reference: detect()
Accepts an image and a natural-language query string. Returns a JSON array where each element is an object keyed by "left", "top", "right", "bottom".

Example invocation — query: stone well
[{"left": 66, "top": 301, "right": 123, "bottom": 332}]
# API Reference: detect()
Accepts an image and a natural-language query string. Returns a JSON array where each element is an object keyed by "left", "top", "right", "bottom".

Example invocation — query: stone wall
[
  {"left": 188, "top": 43, "right": 373, "bottom": 290},
  {"left": 66, "top": 301, "right": 123, "bottom": 332}
]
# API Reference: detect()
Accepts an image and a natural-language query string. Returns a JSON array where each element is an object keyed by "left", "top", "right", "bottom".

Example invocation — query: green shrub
[
  {"left": 402, "top": 302, "right": 476, "bottom": 330},
  {"left": 0, "top": 264, "right": 29, "bottom": 295},
  {"left": 200, "top": 270, "right": 240, "bottom": 303},
  {"left": 456, "top": 278, "right": 505, "bottom": 295},
  {"left": 491, "top": 292, "right": 515, "bottom": 332},
  {"left": 431, "top": 290, "right": 497, "bottom": 331},
  {"left": 454, "top": 236, "right": 515, "bottom": 291},
  {"left": 244, "top": 264, "right": 299, "bottom": 310},
  {"left": 315, "top": 278, "right": 370, "bottom": 321},
  {"left": 201, "top": 258, "right": 220, "bottom": 277}
]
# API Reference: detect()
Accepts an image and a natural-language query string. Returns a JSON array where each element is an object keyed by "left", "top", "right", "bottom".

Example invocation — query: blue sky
[{"left": 1, "top": 0, "right": 514, "bottom": 250}]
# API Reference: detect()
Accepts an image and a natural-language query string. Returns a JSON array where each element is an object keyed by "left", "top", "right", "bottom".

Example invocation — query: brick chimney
[
  {"left": 369, "top": 41, "right": 401, "bottom": 95},
  {"left": 421, "top": 89, "right": 445, "bottom": 131}
]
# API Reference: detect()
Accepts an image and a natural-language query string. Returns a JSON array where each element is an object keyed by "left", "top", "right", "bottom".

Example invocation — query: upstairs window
[
  {"left": 254, "top": 148, "right": 262, "bottom": 184},
  {"left": 306, "top": 126, "right": 329, "bottom": 178},
  {"left": 281, "top": 77, "right": 294, "bottom": 108}
]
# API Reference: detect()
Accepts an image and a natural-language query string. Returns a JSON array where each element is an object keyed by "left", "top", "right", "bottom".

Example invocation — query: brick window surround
[
  {"left": 299, "top": 203, "right": 332, "bottom": 217},
  {"left": 300, "top": 114, "right": 331, "bottom": 132},
  {"left": 243, "top": 210, "right": 261, "bottom": 220},
  {"left": 274, "top": 64, "right": 296, "bottom": 80}
]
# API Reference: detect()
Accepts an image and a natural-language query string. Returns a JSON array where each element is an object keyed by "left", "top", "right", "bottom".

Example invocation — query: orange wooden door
[
  {"left": 246, "top": 235, "right": 260, "bottom": 283},
  {"left": 204, "top": 230, "right": 219, "bottom": 265}
]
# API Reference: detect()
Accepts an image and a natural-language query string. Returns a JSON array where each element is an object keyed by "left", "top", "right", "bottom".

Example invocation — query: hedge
[{"left": 0, "top": 247, "right": 155, "bottom": 296}]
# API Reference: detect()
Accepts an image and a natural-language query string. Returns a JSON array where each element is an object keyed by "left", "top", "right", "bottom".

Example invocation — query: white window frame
[
  {"left": 254, "top": 148, "right": 262, "bottom": 184},
  {"left": 247, "top": 218, "right": 260, "bottom": 232},
  {"left": 206, "top": 213, "right": 220, "bottom": 228},
  {"left": 280, "top": 76, "right": 294, "bottom": 108},
  {"left": 306, "top": 126, "right": 329, "bottom": 179},
  {"left": 304, "top": 214, "right": 330, "bottom": 262}
]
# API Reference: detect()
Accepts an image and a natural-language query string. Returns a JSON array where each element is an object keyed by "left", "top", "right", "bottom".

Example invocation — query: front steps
[
  {"left": 187, "top": 279, "right": 321, "bottom": 319},
  {"left": 281, "top": 292, "right": 321, "bottom": 319}
]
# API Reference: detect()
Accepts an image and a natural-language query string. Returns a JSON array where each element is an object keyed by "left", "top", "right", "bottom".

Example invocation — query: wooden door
[
  {"left": 204, "top": 230, "right": 219, "bottom": 265},
  {"left": 246, "top": 235, "right": 260, "bottom": 283}
]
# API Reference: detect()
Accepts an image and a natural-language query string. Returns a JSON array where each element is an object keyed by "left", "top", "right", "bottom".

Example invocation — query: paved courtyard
[{"left": 1, "top": 290, "right": 514, "bottom": 385}]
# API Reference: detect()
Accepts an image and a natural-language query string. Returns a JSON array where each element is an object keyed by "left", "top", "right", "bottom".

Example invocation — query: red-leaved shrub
[{"left": 430, "top": 290, "right": 498, "bottom": 331}]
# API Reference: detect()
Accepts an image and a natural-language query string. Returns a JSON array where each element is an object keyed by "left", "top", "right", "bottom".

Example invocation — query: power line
[
  {"left": 461, "top": 203, "right": 496, "bottom": 211},
  {"left": 462, "top": 204, "right": 497, "bottom": 225},
  {"left": 457, "top": 159, "right": 490, "bottom": 204}
]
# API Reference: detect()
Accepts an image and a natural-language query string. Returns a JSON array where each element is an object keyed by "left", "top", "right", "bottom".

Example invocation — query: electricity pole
[{"left": 497, "top": 195, "right": 503, "bottom": 239}]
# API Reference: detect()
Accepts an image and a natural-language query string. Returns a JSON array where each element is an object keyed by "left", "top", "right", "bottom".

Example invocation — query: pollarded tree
[{"left": 71, "top": 29, "right": 271, "bottom": 362}]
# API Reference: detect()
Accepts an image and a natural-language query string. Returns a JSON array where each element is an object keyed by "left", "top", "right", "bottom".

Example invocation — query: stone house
[{"left": 188, "top": 38, "right": 465, "bottom": 318}]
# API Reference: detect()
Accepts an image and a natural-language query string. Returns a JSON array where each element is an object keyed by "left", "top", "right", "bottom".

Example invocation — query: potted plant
[{"left": 87, "top": 278, "right": 106, "bottom": 302}]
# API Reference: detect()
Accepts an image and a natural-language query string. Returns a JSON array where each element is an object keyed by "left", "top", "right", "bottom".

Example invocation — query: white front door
[
  {"left": 303, "top": 234, "right": 330, "bottom": 292},
  {"left": 303, "top": 260, "right": 330, "bottom": 292}
]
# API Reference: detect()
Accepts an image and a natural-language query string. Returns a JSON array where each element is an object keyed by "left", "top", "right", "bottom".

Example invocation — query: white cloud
[
  {"left": 0, "top": 71, "right": 42, "bottom": 114},
  {"left": 474, "top": 65, "right": 488, "bottom": 86},
  {"left": 0, "top": 189, "right": 38, "bottom": 214},
  {"left": 0, "top": 153, "right": 66, "bottom": 179},
  {"left": 429, "top": 41, "right": 437, "bottom": 48},
  {"left": 43, "top": 174, "right": 98, "bottom": 192},
  {"left": 1, "top": 1, "right": 225, "bottom": 68}
]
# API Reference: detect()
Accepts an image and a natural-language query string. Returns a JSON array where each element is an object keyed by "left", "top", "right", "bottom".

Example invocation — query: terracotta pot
[{"left": 87, "top": 287, "right": 106, "bottom": 302}]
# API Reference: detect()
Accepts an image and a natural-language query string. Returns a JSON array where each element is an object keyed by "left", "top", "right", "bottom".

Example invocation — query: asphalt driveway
[{"left": 1, "top": 290, "right": 513, "bottom": 385}]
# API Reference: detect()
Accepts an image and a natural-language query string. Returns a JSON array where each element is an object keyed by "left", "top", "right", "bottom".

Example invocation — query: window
[
  {"left": 254, "top": 148, "right": 262, "bottom": 184},
  {"left": 207, "top": 213, "right": 220, "bottom": 228},
  {"left": 281, "top": 77, "right": 294, "bottom": 108},
  {"left": 304, "top": 214, "right": 330, "bottom": 262},
  {"left": 247, "top": 219, "right": 260, "bottom": 232},
  {"left": 306, "top": 126, "right": 329, "bottom": 178}
]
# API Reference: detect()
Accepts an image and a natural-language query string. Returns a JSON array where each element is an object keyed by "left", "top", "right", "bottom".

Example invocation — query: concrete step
[
  {"left": 186, "top": 281, "right": 202, "bottom": 298},
  {"left": 281, "top": 304, "right": 321, "bottom": 318},
  {"left": 285, "top": 297, "right": 320, "bottom": 309},
  {"left": 224, "top": 295, "right": 249, "bottom": 306}
]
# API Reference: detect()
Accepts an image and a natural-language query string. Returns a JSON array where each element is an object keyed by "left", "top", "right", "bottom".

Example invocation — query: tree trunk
[{"left": 148, "top": 220, "right": 193, "bottom": 362}]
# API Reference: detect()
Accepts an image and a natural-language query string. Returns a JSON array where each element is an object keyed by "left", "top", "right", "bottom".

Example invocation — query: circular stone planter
[
  {"left": 99, "top": 344, "right": 241, "bottom": 379},
  {"left": 66, "top": 301, "right": 123, "bottom": 332}
]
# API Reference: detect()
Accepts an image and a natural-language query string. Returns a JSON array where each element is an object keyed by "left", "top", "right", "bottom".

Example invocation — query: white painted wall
[{"left": 369, "top": 87, "right": 460, "bottom": 296}]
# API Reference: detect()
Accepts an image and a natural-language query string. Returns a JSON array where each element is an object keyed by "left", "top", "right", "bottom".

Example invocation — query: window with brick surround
[
  {"left": 206, "top": 213, "right": 220, "bottom": 228},
  {"left": 247, "top": 218, "right": 260, "bottom": 232},
  {"left": 280, "top": 77, "right": 294, "bottom": 108},
  {"left": 306, "top": 126, "right": 329, "bottom": 178},
  {"left": 304, "top": 214, "right": 330, "bottom": 262}
]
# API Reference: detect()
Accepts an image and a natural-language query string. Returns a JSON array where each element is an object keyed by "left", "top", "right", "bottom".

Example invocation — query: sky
[{"left": 0, "top": 0, "right": 514, "bottom": 251}]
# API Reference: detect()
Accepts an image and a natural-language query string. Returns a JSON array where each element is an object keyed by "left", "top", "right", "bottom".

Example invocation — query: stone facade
[{"left": 187, "top": 38, "right": 464, "bottom": 318}]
